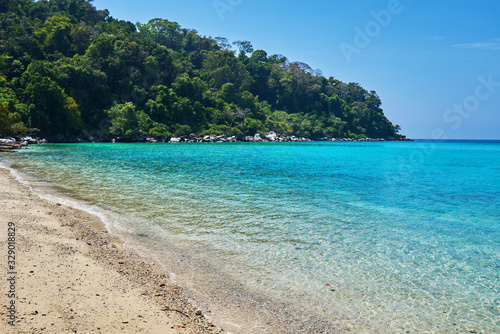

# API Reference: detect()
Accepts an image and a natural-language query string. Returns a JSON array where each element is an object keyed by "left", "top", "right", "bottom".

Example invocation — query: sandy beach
[{"left": 0, "top": 166, "right": 222, "bottom": 333}]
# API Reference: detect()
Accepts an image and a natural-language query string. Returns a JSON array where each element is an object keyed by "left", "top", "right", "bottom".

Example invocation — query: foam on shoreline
[
  {"left": 5, "top": 141, "right": 497, "bottom": 333},
  {"left": 0, "top": 160, "right": 223, "bottom": 333},
  {"left": 0, "top": 157, "right": 359, "bottom": 333}
]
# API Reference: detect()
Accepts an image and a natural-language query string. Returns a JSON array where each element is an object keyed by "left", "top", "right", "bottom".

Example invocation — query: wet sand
[{"left": 0, "top": 166, "right": 222, "bottom": 333}]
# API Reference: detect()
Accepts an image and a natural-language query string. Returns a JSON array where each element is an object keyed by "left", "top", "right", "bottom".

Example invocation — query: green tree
[
  {"left": 35, "top": 15, "right": 74, "bottom": 57},
  {"left": 202, "top": 50, "right": 253, "bottom": 90},
  {"left": 136, "top": 18, "right": 183, "bottom": 50},
  {"left": 0, "top": 0, "right": 401, "bottom": 140},
  {"left": 0, "top": 101, "right": 27, "bottom": 136},
  {"left": 23, "top": 73, "right": 82, "bottom": 134},
  {"left": 107, "top": 102, "right": 151, "bottom": 140}
]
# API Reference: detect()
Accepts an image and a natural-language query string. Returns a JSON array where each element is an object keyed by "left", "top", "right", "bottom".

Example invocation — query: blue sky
[{"left": 93, "top": 0, "right": 500, "bottom": 139}]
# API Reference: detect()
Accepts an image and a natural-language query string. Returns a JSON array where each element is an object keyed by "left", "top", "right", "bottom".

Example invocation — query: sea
[{"left": 1, "top": 140, "right": 499, "bottom": 333}]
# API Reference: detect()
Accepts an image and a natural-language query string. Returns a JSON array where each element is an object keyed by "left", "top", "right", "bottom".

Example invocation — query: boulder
[{"left": 264, "top": 131, "right": 277, "bottom": 141}]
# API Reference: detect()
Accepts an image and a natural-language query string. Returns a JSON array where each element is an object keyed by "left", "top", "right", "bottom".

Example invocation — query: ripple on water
[{"left": 2, "top": 141, "right": 499, "bottom": 333}]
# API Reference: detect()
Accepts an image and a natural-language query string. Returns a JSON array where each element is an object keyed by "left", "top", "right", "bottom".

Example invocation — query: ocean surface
[{"left": 1, "top": 141, "right": 499, "bottom": 333}]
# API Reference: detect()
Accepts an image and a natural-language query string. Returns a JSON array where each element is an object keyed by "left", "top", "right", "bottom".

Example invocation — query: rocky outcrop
[
  {"left": 0, "top": 137, "right": 22, "bottom": 152},
  {"left": 8, "top": 132, "right": 410, "bottom": 146}
]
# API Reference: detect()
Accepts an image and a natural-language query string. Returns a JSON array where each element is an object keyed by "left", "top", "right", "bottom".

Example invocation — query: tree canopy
[{"left": 0, "top": 0, "right": 403, "bottom": 139}]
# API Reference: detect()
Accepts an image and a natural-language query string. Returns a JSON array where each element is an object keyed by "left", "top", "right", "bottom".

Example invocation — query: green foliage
[
  {"left": 201, "top": 124, "right": 242, "bottom": 137},
  {"left": 0, "top": 101, "right": 27, "bottom": 136},
  {"left": 0, "top": 0, "right": 401, "bottom": 140},
  {"left": 0, "top": 75, "right": 29, "bottom": 135},
  {"left": 266, "top": 110, "right": 292, "bottom": 135},
  {"left": 244, "top": 118, "right": 268, "bottom": 136},
  {"left": 35, "top": 15, "right": 73, "bottom": 56},
  {"left": 136, "top": 18, "right": 182, "bottom": 50},
  {"left": 23, "top": 73, "right": 83, "bottom": 134},
  {"left": 107, "top": 102, "right": 150, "bottom": 140},
  {"left": 171, "top": 124, "right": 191, "bottom": 137},
  {"left": 148, "top": 122, "right": 171, "bottom": 139}
]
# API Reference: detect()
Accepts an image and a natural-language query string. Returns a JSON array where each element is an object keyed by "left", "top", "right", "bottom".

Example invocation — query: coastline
[
  {"left": 0, "top": 155, "right": 355, "bottom": 334},
  {"left": 0, "top": 166, "right": 222, "bottom": 333},
  {"left": 1, "top": 141, "right": 497, "bottom": 333},
  {"left": 4, "top": 132, "right": 410, "bottom": 146}
]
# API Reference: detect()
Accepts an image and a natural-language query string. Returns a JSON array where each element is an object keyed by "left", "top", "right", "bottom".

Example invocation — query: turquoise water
[{"left": 1, "top": 141, "right": 499, "bottom": 333}]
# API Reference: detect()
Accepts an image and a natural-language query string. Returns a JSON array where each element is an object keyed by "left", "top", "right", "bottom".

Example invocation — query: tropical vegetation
[{"left": 0, "top": 0, "right": 403, "bottom": 140}]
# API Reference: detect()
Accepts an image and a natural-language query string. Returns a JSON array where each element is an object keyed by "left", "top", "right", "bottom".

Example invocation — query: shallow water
[{"left": 2, "top": 141, "right": 499, "bottom": 333}]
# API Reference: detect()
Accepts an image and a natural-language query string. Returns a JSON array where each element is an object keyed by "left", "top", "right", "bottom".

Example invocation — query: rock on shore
[{"left": 2, "top": 131, "right": 410, "bottom": 146}]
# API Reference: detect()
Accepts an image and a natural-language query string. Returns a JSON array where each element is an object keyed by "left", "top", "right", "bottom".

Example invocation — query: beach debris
[
  {"left": 325, "top": 283, "right": 336, "bottom": 292},
  {"left": 161, "top": 307, "right": 189, "bottom": 317}
]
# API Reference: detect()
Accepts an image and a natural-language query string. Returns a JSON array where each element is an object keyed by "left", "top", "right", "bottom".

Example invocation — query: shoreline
[
  {"left": 2, "top": 142, "right": 497, "bottom": 333},
  {"left": 0, "top": 159, "right": 355, "bottom": 334},
  {"left": 0, "top": 166, "right": 222, "bottom": 333},
  {"left": 4, "top": 132, "right": 410, "bottom": 146},
  {"left": 0, "top": 161, "right": 344, "bottom": 334}
]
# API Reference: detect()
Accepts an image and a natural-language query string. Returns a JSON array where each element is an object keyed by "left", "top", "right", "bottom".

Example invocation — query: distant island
[{"left": 0, "top": 0, "right": 406, "bottom": 142}]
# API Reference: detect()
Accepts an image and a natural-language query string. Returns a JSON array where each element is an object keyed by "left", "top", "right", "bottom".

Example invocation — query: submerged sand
[{"left": 0, "top": 166, "right": 222, "bottom": 333}]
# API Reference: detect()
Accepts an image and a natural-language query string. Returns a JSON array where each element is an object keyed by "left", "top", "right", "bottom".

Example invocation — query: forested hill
[{"left": 0, "top": 0, "right": 404, "bottom": 141}]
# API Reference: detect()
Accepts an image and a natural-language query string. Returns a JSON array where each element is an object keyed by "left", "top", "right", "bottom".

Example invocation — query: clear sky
[{"left": 93, "top": 0, "right": 500, "bottom": 139}]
